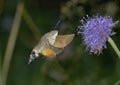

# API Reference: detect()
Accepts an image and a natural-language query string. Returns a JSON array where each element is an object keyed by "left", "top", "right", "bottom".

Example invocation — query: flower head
[{"left": 77, "top": 15, "right": 118, "bottom": 54}]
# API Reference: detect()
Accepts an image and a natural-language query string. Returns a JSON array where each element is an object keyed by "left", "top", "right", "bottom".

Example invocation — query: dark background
[{"left": 1, "top": 0, "right": 120, "bottom": 85}]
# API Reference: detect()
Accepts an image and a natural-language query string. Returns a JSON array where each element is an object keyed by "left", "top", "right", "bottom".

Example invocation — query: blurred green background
[{"left": 1, "top": 0, "right": 120, "bottom": 85}]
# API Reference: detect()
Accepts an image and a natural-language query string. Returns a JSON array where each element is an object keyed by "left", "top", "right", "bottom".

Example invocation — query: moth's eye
[
  {"left": 31, "top": 51, "right": 39, "bottom": 58},
  {"left": 29, "top": 51, "right": 42, "bottom": 64},
  {"left": 31, "top": 51, "right": 35, "bottom": 57}
]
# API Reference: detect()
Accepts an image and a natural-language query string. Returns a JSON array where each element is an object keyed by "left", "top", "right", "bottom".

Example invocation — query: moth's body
[
  {"left": 33, "top": 32, "right": 55, "bottom": 56},
  {"left": 29, "top": 30, "right": 74, "bottom": 64}
]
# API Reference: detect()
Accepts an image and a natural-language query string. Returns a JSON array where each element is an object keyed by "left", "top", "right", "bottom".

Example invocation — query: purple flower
[{"left": 77, "top": 15, "right": 118, "bottom": 54}]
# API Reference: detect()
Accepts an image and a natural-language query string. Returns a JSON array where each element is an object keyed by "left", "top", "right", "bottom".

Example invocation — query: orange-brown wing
[
  {"left": 53, "top": 34, "right": 75, "bottom": 48},
  {"left": 41, "top": 47, "right": 63, "bottom": 58},
  {"left": 41, "top": 48, "right": 56, "bottom": 58}
]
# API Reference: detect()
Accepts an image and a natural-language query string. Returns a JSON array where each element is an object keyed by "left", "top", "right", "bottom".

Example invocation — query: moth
[{"left": 28, "top": 30, "right": 75, "bottom": 64}]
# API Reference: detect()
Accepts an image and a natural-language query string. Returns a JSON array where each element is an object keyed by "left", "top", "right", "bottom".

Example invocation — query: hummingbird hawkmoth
[{"left": 28, "top": 30, "right": 75, "bottom": 64}]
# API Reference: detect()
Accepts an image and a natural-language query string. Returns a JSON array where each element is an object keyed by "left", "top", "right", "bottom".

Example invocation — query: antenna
[{"left": 52, "top": 17, "right": 63, "bottom": 30}]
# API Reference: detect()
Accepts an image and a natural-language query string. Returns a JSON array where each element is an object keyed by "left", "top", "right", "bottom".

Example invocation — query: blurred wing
[
  {"left": 42, "top": 48, "right": 56, "bottom": 58},
  {"left": 53, "top": 34, "right": 75, "bottom": 48},
  {"left": 48, "top": 30, "right": 58, "bottom": 45},
  {"left": 41, "top": 47, "right": 63, "bottom": 58}
]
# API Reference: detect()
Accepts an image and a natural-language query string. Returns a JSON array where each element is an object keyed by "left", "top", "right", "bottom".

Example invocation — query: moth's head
[{"left": 28, "top": 49, "right": 40, "bottom": 64}]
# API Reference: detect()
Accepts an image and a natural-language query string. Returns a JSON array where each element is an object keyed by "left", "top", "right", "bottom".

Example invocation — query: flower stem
[
  {"left": 2, "top": 1, "right": 24, "bottom": 85},
  {"left": 107, "top": 37, "right": 120, "bottom": 58},
  {"left": 115, "top": 80, "right": 120, "bottom": 85},
  {"left": 23, "top": 8, "right": 41, "bottom": 41}
]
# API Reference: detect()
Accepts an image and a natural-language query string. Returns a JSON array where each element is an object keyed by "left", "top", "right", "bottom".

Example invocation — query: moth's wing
[
  {"left": 41, "top": 48, "right": 56, "bottom": 58},
  {"left": 41, "top": 46, "right": 63, "bottom": 58},
  {"left": 53, "top": 34, "right": 75, "bottom": 48},
  {"left": 47, "top": 30, "right": 58, "bottom": 45},
  {"left": 50, "top": 46, "right": 63, "bottom": 55}
]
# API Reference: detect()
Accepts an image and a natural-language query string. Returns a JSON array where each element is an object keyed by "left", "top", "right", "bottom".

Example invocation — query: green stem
[
  {"left": 107, "top": 37, "right": 120, "bottom": 58},
  {"left": 0, "top": 43, "right": 1, "bottom": 85},
  {"left": 23, "top": 8, "right": 41, "bottom": 42},
  {"left": 115, "top": 80, "right": 120, "bottom": 85},
  {"left": 2, "top": 1, "right": 24, "bottom": 85}
]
